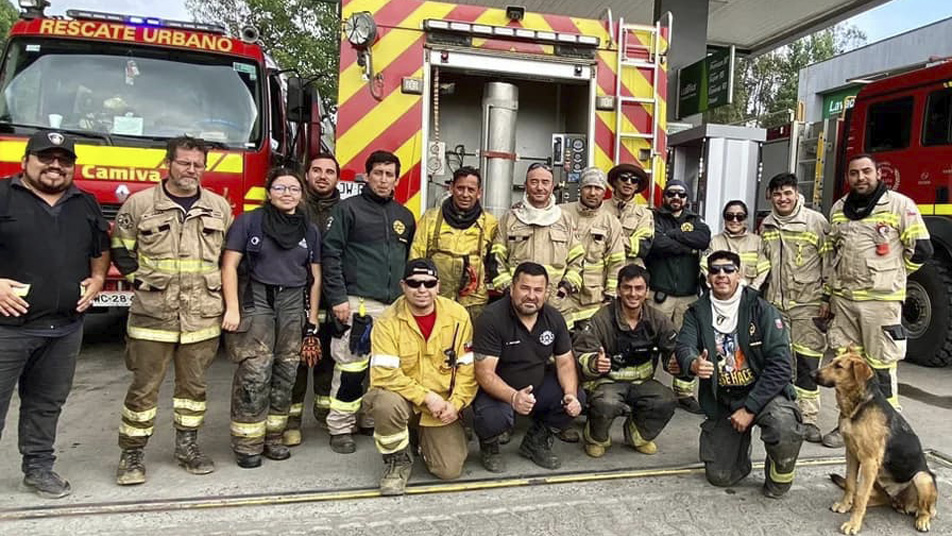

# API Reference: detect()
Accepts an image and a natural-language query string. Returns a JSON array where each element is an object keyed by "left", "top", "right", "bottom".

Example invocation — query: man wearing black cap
[
  {"left": 606, "top": 163, "right": 655, "bottom": 266},
  {"left": 645, "top": 179, "right": 711, "bottom": 414},
  {"left": 365, "top": 258, "right": 476, "bottom": 495},
  {"left": 0, "top": 130, "right": 110, "bottom": 498}
]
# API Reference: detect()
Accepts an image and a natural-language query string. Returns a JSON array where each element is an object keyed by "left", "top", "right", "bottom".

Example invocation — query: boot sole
[
  {"left": 116, "top": 473, "right": 146, "bottom": 486},
  {"left": 178, "top": 461, "right": 215, "bottom": 475},
  {"left": 517, "top": 446, "right": 561, "bottom": 469},
  {"left": 20, "top": 480, "right": 72, "bottom": 499}
]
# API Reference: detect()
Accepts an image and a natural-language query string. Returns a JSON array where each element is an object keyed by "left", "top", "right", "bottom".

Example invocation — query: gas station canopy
[{"left": 455, "top": 0, "right": 889, "bottom": 55}]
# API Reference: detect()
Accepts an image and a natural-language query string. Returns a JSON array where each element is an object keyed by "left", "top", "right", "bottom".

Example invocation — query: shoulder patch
[
  {"left": 116, "top": 213, "right": 133, "bottom": 230},
  {"left": 775, "top": 318, "right": 784, "bottom": 330},
  {"left": 393, "top": 219, "right": 406, "bottom": 235},
  {"left": 681, "top": 222, "right": 694, "bottom": 232}
]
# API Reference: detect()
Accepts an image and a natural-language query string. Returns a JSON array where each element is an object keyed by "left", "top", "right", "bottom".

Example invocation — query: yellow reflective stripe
[
  {"left": 330, "top": 397, "right": 362, "bottom": 413},
  {"left": 314, "top": 395, "right": 331, "bottom": 409},
  {"left": 119, "top": 423, "right": 153, "bottom": 437},
  {"left": 335, "top": 358, "right": 369, "bottom": 373},
  {"left": 173, "top": 398, "right": 206, "bottom": 412},
  {"left": 756, "top": 261, "right": 771, "bottom": 273},
  {"left": 127, "top": 326, "right": 180, "bottom": 342},
  {"left": 492, "top": 273, "right": 512, "bottom": 289},
  {"left": 567, "top": 244, "right": 585, "bottom": 262},
  {"left": 791, "top": 344, "right": 823, "bottom": 358},
  {"left": 181, "top": 326, "right": 222, "bottom": 344},
  {"left": 632, "top": 227, "right": 653, "bottom": 239},
  {"left": 607, "top": 251, "right": 626, "bottom": 264},
  {"left": 605, "top": 277, "right": 618, "bottom": 289},
  {"left": 266, "top": 414, "right": 288, "bottom": 431},
  {"left": 794, "top": 386, "right": 820, "bottom": 400},
  {"left": 490, "top": 243, "right": 507, "bottom": 256},
  {"left": 608, "top": 361, "right": 653, "bottom": 381},
  {"left": 739, "top": 252, "right": 759, "bottom": 262},
  {"left": 904, "top": 258, "right": 923, "bottom": 272},
  {"left": 832, "top": 288, "right": 906, "bottom": 302},
  {"left": 563, "top": 270, "right": 583, "bottom": 288},
  {"left": 584, "top": 261, "right": 605, "bottom": 270},
  {"left": 230, "top": 421, "right": 266, "bottom": 438},
  {"left": 627, "top": 234, "right": 641, "bottom": 257},
  {"left": 901, "top": 223, "right": 928, "bottom": 242},
  {"left": 122, "top": 405, "right": 157, "bottom": 422},
  {"left": 370, "top": 354, "right": 401, "bottom": 369},
  {"left": 374, "top": 429, "right": 409, "bottom": 454},
  {"left": 673, "top": 377, "right": 696, "bottom": 391},
  {"left": 289, "top": 403, "right": 304, "bottom": 417},
  {"left": 768, "top": 457, "right": 795, "bottom": 484},
  {"left": 573, "top": 305, "right": 600, "bottom": 323},
  {"left": 111, "top": 236, "right": 137, "bottom": 250},
  {"left": 866, "top": 355, "right": 898, "bottom": 370},
  {"left": 458, "top": 351, "right": 474, "bottom": 365},
  {"left": 831, "top": 211, "right": 899, "bottom": 225},
  {"left": 174, "top": 412, "right": 204, "bottom": 427},
  {"left": 138, "top": 255, "right": 219, "bottom": 274}
]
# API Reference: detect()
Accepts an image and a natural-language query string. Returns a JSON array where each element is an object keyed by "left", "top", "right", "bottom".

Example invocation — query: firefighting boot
[
  {"left": 379, "top": 447, "right": 413, "bottom": 496},
  {"left": 329, "top": 433, "right": 357, "bottom": 454},
  {"left": 314, "top": 407, "right": 330, "bottom": 431},
  {"left": 116, "top": 448, "right": 146, "bottom": 486},
  {"left": 264, "top": 434, "right": 291, "bottom": 461},
  {"left": 582, "top": 422, "right": 611, "bottom": 458},
  {"left": 174, "top": 430, "right": 215, "bottom": 475},
  {"left": 283, "top": 426, "right": 302, "bottom": 447},
  {"left": 479, "top": 436, "right": 506, "bottom": 473},
  {"left": 518, "top": 421, "right": 561, "bottom": 470},
  {"left": 623, "top": 418, "right": 657, "bottom": 455}
]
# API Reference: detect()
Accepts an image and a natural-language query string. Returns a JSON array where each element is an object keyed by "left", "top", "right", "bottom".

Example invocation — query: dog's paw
[
  {"left": 832, "top": 500, "right": 853, "bottom": 514},
  {"left": 840, "top": 520, "right": 863, "bottom": 534},
  {"left": 915, "top": 515, "right": 931, "bottom": 532}
]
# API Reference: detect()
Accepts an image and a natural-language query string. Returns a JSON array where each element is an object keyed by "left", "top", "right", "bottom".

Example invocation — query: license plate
[{"left": 92, "top": 291, "right": 133, "bottom": 307}]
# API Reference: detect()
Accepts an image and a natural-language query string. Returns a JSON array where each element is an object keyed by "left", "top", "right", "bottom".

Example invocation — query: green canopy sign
[
  {"left": 677, "top": 46, "right": 734, "bottom": 118},
  {"left": 823, "top": 86, "right": 860, "bottom": 119}
]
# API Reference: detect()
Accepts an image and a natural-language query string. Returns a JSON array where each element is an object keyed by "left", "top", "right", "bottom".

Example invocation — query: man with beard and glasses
[
  {"left": 411, "top": 166, "right": 497, "bottom": 320},
  {"left": 111, "top": 136, "right": 232, "bottom": 485},
  {"left": 0, "top": 130, "right": 109, "bottom": 498}
]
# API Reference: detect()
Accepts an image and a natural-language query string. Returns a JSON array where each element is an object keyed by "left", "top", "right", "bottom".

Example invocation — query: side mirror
[{"left": 286, "top": 76, "right": 313, "bottom": 123}]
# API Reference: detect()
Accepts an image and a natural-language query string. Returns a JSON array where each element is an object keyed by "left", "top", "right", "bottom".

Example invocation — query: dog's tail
[{"left": 830, "top": 473, "right": 847, "bottom": 489}]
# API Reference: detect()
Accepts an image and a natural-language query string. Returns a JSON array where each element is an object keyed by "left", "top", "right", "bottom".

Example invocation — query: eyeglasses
[
  {"left": 527, "top": 162, "right": 552, "bottom": 173},
  {"left": 34, "top": 153, "right": 76, "bottom": 166},
  {"left": 618, "top": 173, "right": 641, "bottom": 184},
  {"left": 664, "top": 190, "right": 688, "bottom": 199},
  {"left": 270, "top": 185, "right": 303, "bottom": 195},
  {"left": 709, "top": 264, "right": 739, "bottom": 275},
  {"left": 172, "top": 159, "right": 206, "bottom": 171},
  {"left": 405, "top": 278, "right": 438, "bottom": 289},
  {"left": 723, "top": 213, "right": 747, "bottom": 222}
]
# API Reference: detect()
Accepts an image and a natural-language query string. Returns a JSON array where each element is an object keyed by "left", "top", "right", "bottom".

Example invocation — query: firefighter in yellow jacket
[
  {"left": 110, "top": 136, "right": 233, "bottom": 485},
  {"left": 701, "top": 201, "right": 769, "bottom": 290},
  {"left": 410, "top": 166, "right": 497, "bottom": 320},
  {"left": 366, "top": 259, "right": 476, "bottom": 496},
  {"left": 561, "top": 167, "right": 625, "bottom": 327},
  {"left": 605, "top": 163, "right": 654, "bottom": 266},
  {"left": 827, "top": 154, "right": 932, "bottom": 413},
  {"left": 490, "top": 163, "right": 584, "bottom": 324}
]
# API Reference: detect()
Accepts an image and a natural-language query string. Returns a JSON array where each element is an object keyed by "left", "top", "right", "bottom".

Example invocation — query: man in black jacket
[
  {"left": 322, "top": 150, "right": 416, "bottom": 453},
  {"left": 675, "top": 250, "right": 803, "bottom": 498},
  {"left": 645, "top": 179, "right": 710, "bottom": 413}
]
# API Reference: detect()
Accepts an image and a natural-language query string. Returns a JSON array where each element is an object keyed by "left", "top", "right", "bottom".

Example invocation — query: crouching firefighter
[
  {"left": 573, "top": 264, "right": 678, "bottom": 458},
  {"left": 221, "top": 168, "right": 322, "bottom": 468},
  {"left": 366, "top": 259, "right": 477, "bottom": 495},
  {"left": 674, "top": 250, "right": 804, "bottom": 498}
]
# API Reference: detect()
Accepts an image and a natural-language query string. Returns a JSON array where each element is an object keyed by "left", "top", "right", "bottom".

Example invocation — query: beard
[{"left": 27, "top": 171, "right": 71, "bottom": 194}]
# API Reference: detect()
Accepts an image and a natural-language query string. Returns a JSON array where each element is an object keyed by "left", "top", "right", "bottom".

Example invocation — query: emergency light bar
[
  {"left": 424, "top": 19, "right": 599, "bottom": 47},
  {"left": 65, "top": 9, "right": 227, "bottom": 35}
]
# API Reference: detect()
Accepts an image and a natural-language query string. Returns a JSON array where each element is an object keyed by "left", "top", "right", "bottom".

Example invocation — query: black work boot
[
  {"left": 677, "top": 396, "right": 703, "bottom": 415},
  {"left": 235, "top": 453, "right": 262, "bottom": 469},
  {"left": 479, "top": 436, "right": 506, "bottom": 473},
  {"left": 518, "top": 421, "right": 561, "bottom": 470},
  {"left": 264, "top": 434, "right": 291, "bottom": 461},
  {"left": 116, "top": 448, "right": 146, "bottom": 485},
  {"left": 379, "top": 447, "right": 414, "bottom": 496},
  {"left": 175, "top": 429, "right": 215, "bottom": 475},
  {"left": 329, "top": 433, "right": 357, "bottom": 454},
  {"left": 22, "top": 469, "right": 71, "bottom": 499}
]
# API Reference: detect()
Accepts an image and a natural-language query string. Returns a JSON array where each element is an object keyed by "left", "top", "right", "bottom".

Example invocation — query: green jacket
[{"left": 675, "top": 287, "right": 794, "bottom": 417}]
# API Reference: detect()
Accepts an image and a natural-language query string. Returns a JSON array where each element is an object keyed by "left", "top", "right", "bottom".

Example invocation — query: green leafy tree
[
  {"left": 0, "top": 1, "right": 19, "bottom": 43},
  {"left": 186, "top": 0, "right": 341, "bottom": 106}
]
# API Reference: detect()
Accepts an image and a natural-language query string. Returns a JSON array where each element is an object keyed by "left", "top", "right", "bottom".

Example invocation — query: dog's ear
[{"left": 851, "top": 357, "right": 874, "bottom": 384}]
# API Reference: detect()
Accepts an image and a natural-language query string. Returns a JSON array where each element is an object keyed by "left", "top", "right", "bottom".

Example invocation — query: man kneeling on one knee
[
  {"left": 573, "top": 264, "right": 678, "bottom": 458},
  {"left": 366, "top": 258, "right": 476, "bottom": 496},
  {"left": 674, "top": 250, "right": 804, "bottom": 498}
]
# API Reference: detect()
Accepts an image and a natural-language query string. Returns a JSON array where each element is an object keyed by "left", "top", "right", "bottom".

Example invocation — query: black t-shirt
[
  {"left": 163, "top": 182, "right": 200, "bottom": 212},
  {"left": 224, "top": 210, "right": 321, "bottom": 287},
  {"left": 473, "top": 298, "right": 572, "bottom": 391}
]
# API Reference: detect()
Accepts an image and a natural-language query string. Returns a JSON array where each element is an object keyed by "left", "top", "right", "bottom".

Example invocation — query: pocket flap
[{"left": 201, "top": 215, "right": 226, "bottom": 233}]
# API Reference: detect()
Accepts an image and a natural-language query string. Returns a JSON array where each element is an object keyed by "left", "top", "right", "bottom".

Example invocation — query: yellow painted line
[
  {"left": 244, "top": 186, "right": 266, "bottom": 201},
  {"left": 571, "top": 18, "right": 611, "bottom": 47},
  {"left": 342, "top": 0, "right": 391, "bottom": 19},
  {"left": 215, "top": 153, "right": 243, "bottom": 173},
  {"left": 937, "top": 204, "right": 952, "bottom": 216}
]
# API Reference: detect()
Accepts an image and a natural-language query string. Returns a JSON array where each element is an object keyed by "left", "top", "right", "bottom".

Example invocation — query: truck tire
[{"left": 904, "top": 255, "right": 952, "bottom": 367}]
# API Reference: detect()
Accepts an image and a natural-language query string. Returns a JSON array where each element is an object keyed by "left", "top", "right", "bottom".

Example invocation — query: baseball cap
[
  {"left": 579, "top": 167, "right": 607, "bottom": 189},
  {"left": 25, "top": 130, "right": 77, "bottom": 159},
  {"left": 403, "top": 258, "right": 439, "bottom": 280}
]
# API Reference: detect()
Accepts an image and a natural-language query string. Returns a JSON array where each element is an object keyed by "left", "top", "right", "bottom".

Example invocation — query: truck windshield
[{"left": 0, "top": 37, "right": 262, "bottom": 148}]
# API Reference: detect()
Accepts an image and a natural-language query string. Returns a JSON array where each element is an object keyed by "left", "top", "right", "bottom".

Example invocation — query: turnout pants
[
  {"left": 585, "top": 380, "right": 676, "bottom": 447},
  {"left": 289, "top": 320, "right": 334, "bottom": 429},
  {"left": 0, "top": 325, "right": 82, "bottom": 473},
  {"left": 472, "top": 371, "right": 586, "bottom": 440},
  {"left": 328, "top": 296, "right": 388, "bottom": 436},
  {"left": 365, "top": 388, "right": 467, "bottom": 480},
  {"left": 649, "top": 293, "right": 698, "bottom": 398},
  {"left": 118, "top": 335, "right": 219, "bottom": 449},
  {"left": 781, "top": 305, "right": 827, "bottom": 425},
  {"left": 829, "top": 297, "right": 904, "bottom": 407},
  {"left": 699, "top": 395, "right": 804, "bottom": 495},
  {"left": 225, "top": 283, "right": 304, "bottom": 455}
]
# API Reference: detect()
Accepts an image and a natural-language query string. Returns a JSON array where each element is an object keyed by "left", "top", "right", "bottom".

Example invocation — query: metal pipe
[{"left": 480, "top": 82, "right": 519, "bottom": 217}]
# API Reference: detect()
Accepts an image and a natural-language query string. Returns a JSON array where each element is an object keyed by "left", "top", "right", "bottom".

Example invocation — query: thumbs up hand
[
  {"left": 512, "top": 385, "right": 536, "bottom": 415},
  {"left": 692, "top": 349, "right": 715, "bottom": 379},
  {"left": 595, "top": 347, "right": 611, "bottom": 374}
]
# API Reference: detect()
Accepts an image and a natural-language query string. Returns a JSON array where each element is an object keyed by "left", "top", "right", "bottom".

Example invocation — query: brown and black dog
[{"left": 813, "top": 351, "right": 937, "bottom": 534}]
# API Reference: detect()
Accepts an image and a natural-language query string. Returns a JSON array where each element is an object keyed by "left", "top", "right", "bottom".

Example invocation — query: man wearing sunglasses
[
  {"left": 365, "top": 258, "right": 476, "bottom": 495},
  {"left": 675, "top": 250, "right": 803, "bottom": 498},
  {"left": 645, "top": 179, "right": 711, "bottom": 414},
  {"left": 701, "top": 200, "right": 768, "bottom": 290},
  {"left": 606, "top": 163, "right": 654, "bottom": 266},
  {"left": 0, "top": 130, "right": 110, "bottom": 498}
]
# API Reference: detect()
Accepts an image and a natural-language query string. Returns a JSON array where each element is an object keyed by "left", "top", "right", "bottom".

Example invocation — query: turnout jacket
[
  {"left": 322, "top": 188, "right": 415, "bottom": 307},
  {"left": 759, "top": 204, "right": 830, "bottom": 310},
  {"left": 369, "top": 296, "right": 477, "bottom": 426},
  {"left": 561, "top": 202, "right": 626, "bottom": 322},
  {"left": 645, "top": 207, "right": 711, "bottom": 297},
  {"left": 604, "top": 197, "right": 654, "bottom": 263},
  {"left": 675, "top": 287, "right": 794, "bottom": 417}
]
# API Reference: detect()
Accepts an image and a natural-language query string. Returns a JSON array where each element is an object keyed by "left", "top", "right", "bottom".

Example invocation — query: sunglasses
[
  {"left": 527, "top": 162, "right": 553, "bottom": 173},
  {"left": 405, "top": 278, "right": 438, "bottom": 289},
  {"left": 34, "top": 153, "right": 76, "bottom": 166},
  {"left": 723, "top": 213, "right": 747, "bottom": 222},
  {"left": 709, "top": 264, "right": 739, "bottom": 275},
  {"left": 665, "top": 191, "right": 687, "bottom": 199},
  {"left": 618, "top": 173, "right": 642, "bottom": 184}
]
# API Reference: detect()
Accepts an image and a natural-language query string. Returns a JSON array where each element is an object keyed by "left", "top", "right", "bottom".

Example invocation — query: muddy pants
[
  {"left": 699, "top": 395, "right": 803, "bottom": 495},
  {"left": 118, "top": 335, "right": 219, "bottom": 449},
  {"left": 584, "top": 380, "right": 676, "bottom": 448},
  {"left": 289, "top": 320, "right": 334, "bottom": 429},
  {"left": 365, "top": 388, "right": 467, "bottom": 480},
  {"left": 225, "top": 282, "right": 304, "bottom": 455},
  {"left": 781, "top": 305, "right": 827, "bottom": 425},
  {"left": 650, "top": 292, "right": 698, "bottom": 398},
  {"left": 829, "top": 297, "right": 904, "bottom": 407}
]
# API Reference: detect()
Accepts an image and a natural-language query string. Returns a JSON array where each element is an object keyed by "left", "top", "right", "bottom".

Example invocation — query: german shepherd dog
[{"left": 813, "top": 351, "right": 937, "bottom": 534}]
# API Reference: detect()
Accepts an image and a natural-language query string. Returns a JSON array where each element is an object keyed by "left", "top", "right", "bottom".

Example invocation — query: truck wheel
[{"left": 904, "top": 255, "right": 952, "bottom": 367}]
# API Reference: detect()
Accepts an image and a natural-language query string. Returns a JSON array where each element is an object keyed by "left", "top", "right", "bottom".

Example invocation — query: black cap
[
  {"left": 403, "top": 258, "right": 439, "bottom": 280},
  {"left": 25, "top": 130, "right": 77, "bottom": 159},
  {"left": 607, "top": 163, "right": 649, "bottom": 193}
]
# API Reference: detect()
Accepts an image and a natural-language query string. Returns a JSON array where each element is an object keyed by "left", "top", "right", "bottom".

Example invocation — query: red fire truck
[{"left": 0, "top": 2, "right": 324, "bottom": 307}]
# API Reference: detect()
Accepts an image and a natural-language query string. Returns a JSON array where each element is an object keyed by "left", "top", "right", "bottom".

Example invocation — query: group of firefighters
[{"left": 0, "top": 128, "right": 931, "bottom": 500}]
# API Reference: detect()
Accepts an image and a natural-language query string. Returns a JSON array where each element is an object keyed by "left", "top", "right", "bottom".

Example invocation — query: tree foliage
[
  {"left": 186, "top": 0, "right": 341, "bottom": 105},
  {"left": 706, "top": 24, "right": 866, "bottom": 127},
  {"left": 0, "top": 1, "right": 19, "bottom": 42}
]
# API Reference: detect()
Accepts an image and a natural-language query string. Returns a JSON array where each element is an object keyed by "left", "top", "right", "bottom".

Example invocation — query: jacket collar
[{"left": 153, "top": 179, "right": 220, "bottom": 213}]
